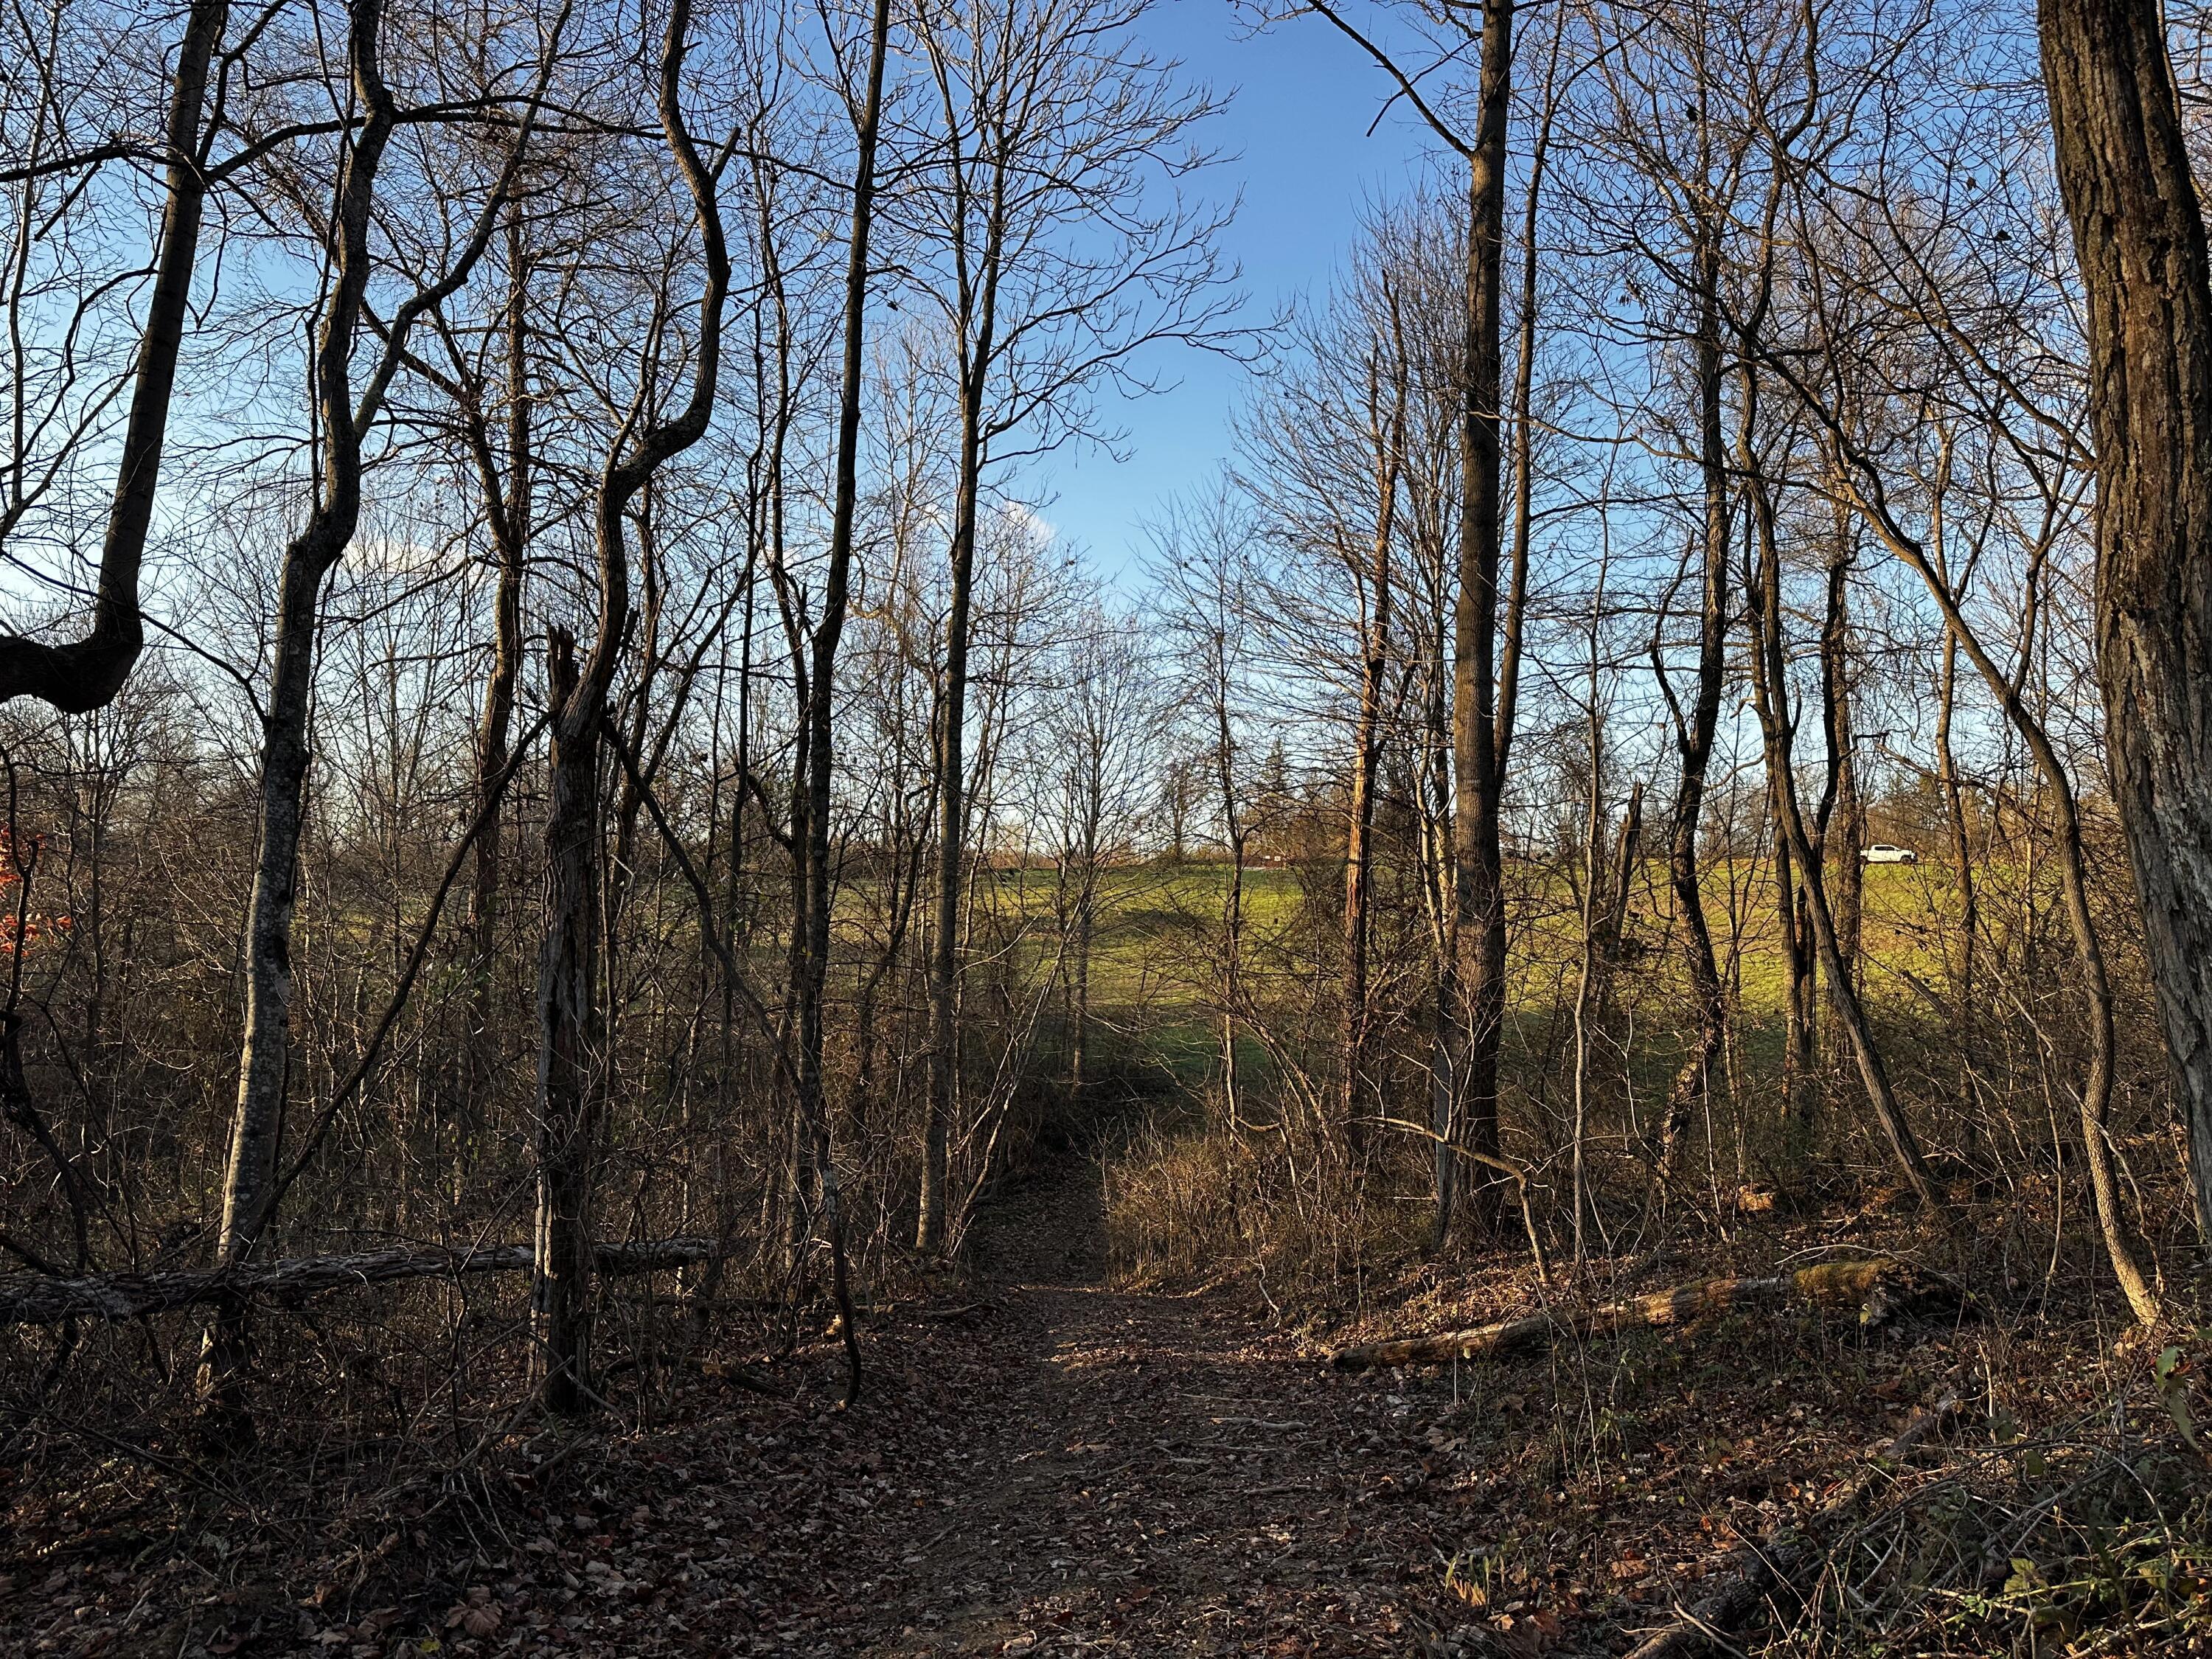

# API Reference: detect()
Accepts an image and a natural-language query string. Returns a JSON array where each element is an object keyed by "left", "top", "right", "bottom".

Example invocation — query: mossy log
[{"left": 1328, "top": 1259, "right": 1947, "bottom": 1369}]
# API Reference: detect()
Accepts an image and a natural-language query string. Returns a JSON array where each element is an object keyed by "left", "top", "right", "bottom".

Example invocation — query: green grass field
[
  {"left": 964, "top": 855, "right": 1970, "bottom": 1014},
  {"left": 800, "top": 844, "right": 2111, "bottom": 1127}
]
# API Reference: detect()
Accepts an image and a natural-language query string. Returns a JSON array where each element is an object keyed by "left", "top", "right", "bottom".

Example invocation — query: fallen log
[
  {"left": 0, "top": 1237, "right": 725, "bottom": 1326},
  {"left": 698, "top": 1357, "right": 791, "bottom": 1398},
  {"left": 1329, "top": 1259, "right": 1950, "bottom": 1369},
  {"left": 1624, "top": 1391, "right": 1964, "bottom": 1658}
]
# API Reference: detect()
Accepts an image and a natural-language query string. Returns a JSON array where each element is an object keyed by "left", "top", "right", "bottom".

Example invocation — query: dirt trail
[
  {"left": 795, "top": 1164, "right": 1461, "bottom": 1657},
  {"left": 0, "top": 1158, "right": 2024, "bottom": 1659},
  {"left": 0, "top": 1162, "right": 1483, "bottom": 1658}
]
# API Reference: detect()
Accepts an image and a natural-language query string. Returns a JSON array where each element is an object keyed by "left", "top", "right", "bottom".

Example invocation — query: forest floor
[{"left": 4, "top": 1161, "right": 2203, "bottom": 1658}]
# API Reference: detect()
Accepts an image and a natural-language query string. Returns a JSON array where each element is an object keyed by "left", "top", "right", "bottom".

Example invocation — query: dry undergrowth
[
  {"left": 3, "top": 1160, "right": 2208, "bottom": 1658},
  {"left": 1107, "top": 1126, "right": 2212, "bottom": 1658}
]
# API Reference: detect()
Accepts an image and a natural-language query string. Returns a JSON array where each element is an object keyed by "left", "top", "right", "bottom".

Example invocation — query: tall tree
[
  {"left": 2040, "top": 0, "right": 2212, "bottom": 1242},
  {"left": 532, "top": 0, "right": 729, "bottom": 1416},
  {"left": 1298, "top": 0, "right": 1521, "bottom": 1237},
  {"left": 789, "top": 0, "right": 893, "bottom": 1404},
  {"left": 201, "top": 0, "right": 553, "bottom": 1432},
  {"left": 0, "top": 0, "right": 228, "bottom": 712},
  {"left": 1238, "top": 262, "right": 1413, "bottom": 1159},
  {"left": 908, "top": 0, "right": 1231, "bottom": 1253}
]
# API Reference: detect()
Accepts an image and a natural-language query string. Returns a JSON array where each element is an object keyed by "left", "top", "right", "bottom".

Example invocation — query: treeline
[
  {"left": 1122, "top": 0, "right": 2185, "bottom": 1315},
  {"left": 0, "top": 0, "right": 1233, "bottom": 1436},
  {"left": 2, "top": 0, "right": 2210, "bottom": 1450}
]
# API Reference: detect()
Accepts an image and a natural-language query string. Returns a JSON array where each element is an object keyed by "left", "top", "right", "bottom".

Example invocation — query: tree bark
[
  {"left": 2040, "top": 0, "right": 2212, "bottom": 1242},
  {"left": 529, "top": 0, "right": 728, "bottom": 1413},
  {"left": 1450, "top": 0, "right": 1517, "bottom": 1228},
  {"left": 2, "top": 1237, "right": 729, "bottom": 1326},
  {"left": 0, "top": 0, "right": 226, "bottom": 712},
  {"left": 1330, "top": 1258, "right": 1947, "bottom": 1368},
  {"left": 1067, "top": 868, "right": 1093, "bottom": 1099},
  {"left": 790, "top": 0, "right": 893, "bottom": 1405},
  {"left": 1295, "top": 0, "right": 1525, "bottom": 1243},
  {"left": 1815, "top": 532, "right": 1866, "bottom": 1091},
  {"left": 1342, "top": 341, "right": 1404, "bottom": 1162},
  {"left": 920, "top": 253, "right": 998, "bottom": 1257},
  {"left": 1823, "top": 459, "right": 2160, "bottom": 1322},
  {"left": 1742, "top": 467, "right": 1940, "bottom": 1208},
  {"left": 198, "top": 0, "right": 400, "bottom": 1433},
  {"left": 532, "top": 630, "right": 601, "bottom": 1416},
  {"left": 464, "top": 212, "right": 531, "bottom": 1117},
  {"left": 1217, "top": 666, "right": 1246, "bottom": 1135},
  {"left": 1658, "top": 213, "right": 1730, "bottom": 1181}
]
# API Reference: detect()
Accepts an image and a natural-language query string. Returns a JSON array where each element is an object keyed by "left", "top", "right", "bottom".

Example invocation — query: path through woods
[
  {"left": 771, "top": 1166, "right": 1455, "bottom": 1656},
  {"left": 7, "top": 1161, "right": 1497, "bottom": 1659},
  {"left": 7, "top": 1157, "right": 1999, "bottom": 1658}
]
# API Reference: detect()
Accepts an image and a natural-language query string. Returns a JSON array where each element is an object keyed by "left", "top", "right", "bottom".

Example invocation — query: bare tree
[
  {"left": 2041, "top": 0, "right": 2212, "bottom": 1243},
  {"left": 906, "top": 0, "right": 1234, "bottom": 1252},
  {"left": 0, "top": 0, "right": 228, "bottom": 712},
  {"left": 1150, "top": 487, "right": 1261, "bottom": 1135},
  {"left": 789, "top": 0, "right": 894, "bottom": 1405},
  {"left": 1291, "top": 0, "right": 1523, "bottom": 1237},
  {"left": 200, "top": 0, "right": 557, "bottom": 1433},
  {"left": 1031, "top": 600, "right": 1157, "bottom": 1100}
]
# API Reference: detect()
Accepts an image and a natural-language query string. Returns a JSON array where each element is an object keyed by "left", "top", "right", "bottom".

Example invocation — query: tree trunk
[
  {"left": 1742, "top": 472, "right": 1939, "bottom": 1208},
  {"left": 1450, "top": 0, "right": 1517, "bottom": 1230},
  {"left": 1934, "top": 616, "right": 1980, "bottom": 1135},
  {"left": 1569, "top": 742, "right": 1604, "bottom": 1265},
  {"left": 1331, "top": 1258, "right": 1947, "bottom": 1368},
  {"left": 1342, "top": 375, "right": 1399, "bottom": 1163},
  {"left": 1815, "top": 538, "right": 1866, "bottom": 1100},
  {"left": 1422, "top": 616, "right": 1459, "bottom": 1248},
  {"left": 0, "top": 0, "right": 227, "bottom": 712},
  {"left": 1658, "top": 215, "right": 1730, "bottom": 1182},
  {"left": 197, "top": 0, "right": 399, "bottom": 1435},
  {"left": 2040, "top": 0, "right": 2212, "bottom": 1242},
  {"left": 526, "top": 0, "right": 728, "bottom": 1413},
  {"left": 921, "top": 348, "right": 992, "bottom": 1256},
  {"left": 1341, "top": 705, "right": 1377, "bottom": 1159},
  {"left": 1826, "top": 463, "right": 2160, "bottom": 1321},
  {"left": 790, "top": 0, "right": 891, "bottom": 1403},
  {"left": 1, "top": 1236, "right": 733, "bottom": 1326},
  {"left": 198, "top": 529, "right": 350, "bottom": 1429},
  {"left": 532, "top": 631, "right": 601, "bottom": 1416},
  {"left": 1068, "top": 886, "right": 1092, "bottom": 1099},
  {"left": 465, "top": 212, "right": 530, "bottom": 1120},
  {"left": 1218, "top": 697, "right": 1245, "bottom": 1135}
]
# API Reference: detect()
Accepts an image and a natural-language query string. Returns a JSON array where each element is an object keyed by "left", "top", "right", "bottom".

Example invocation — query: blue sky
[{"left": 1031, "top": 1, "right": 1442, "bottom": 574}]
